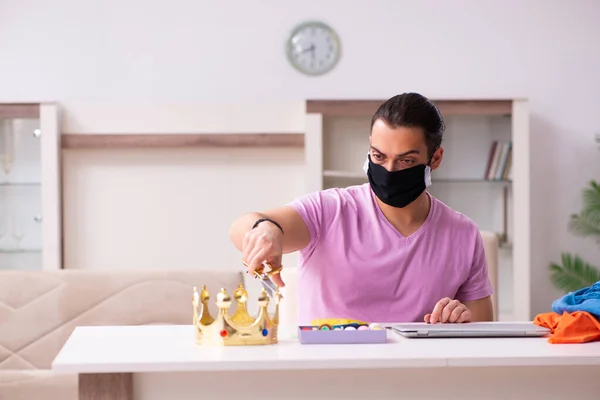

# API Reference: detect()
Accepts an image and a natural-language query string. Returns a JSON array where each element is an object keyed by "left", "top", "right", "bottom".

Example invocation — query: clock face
[{"left": 286, "top": 21, "right": 341, "bottom": 76}]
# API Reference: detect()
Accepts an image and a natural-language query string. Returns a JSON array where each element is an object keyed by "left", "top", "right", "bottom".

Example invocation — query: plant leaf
[
  {"left": 549, "top": 252, "right": 600, "bottom": 293},
  {"left": 569, "top": 210, "right": 600, "bottom": 238},
  {"left": 551, "top": 181, "right": 600, "bottom": 292},
  {"left": 582, "top": 180, "right": 600, "bottom": 209},
  {"left": 568, "top": 180, "right": 600, "bottom": 240}
]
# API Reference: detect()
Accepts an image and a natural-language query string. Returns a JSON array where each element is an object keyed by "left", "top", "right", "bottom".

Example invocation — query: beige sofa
[{"left": 0, "top": 269, "right": 244, "bottom": 400}]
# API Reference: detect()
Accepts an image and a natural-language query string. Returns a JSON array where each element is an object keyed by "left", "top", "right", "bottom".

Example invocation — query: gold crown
[{"left": 192, "top": 284, "right": 281, "bottom": 346}]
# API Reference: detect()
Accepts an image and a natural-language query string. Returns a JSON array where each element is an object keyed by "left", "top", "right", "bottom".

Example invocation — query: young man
[{"left": 229, "top": 93, "right": 494, "bottom": 324}]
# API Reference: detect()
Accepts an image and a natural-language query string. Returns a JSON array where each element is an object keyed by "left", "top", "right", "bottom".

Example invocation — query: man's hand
[
  {"left": 424, "top": 297, "right": 471, "bottom": 324},
  {"left": 241, "top": 223, "right": 286, "bottom": 287},
  {"left": 230, "top": 207, "right": 311, "bottom": 287}
]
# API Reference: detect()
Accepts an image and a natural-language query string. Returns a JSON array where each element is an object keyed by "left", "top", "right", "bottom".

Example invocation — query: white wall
[
  {"left": 1, "top": 0, "right": 600, "bottom": 316},
  {"left": 61, "top": 147, "right": 305, "bottom": 271}
]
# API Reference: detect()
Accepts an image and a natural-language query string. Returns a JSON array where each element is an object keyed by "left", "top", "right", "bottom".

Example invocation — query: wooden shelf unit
[
  {"left": 307, "top": 99, "right": 514, "bottom": 117},
  {"left": 0, "top": 100, "right": 530, "bottom": 319},
  {"left": 61, "top": 133, "right": 304, "bottom": 149},
  {"left": 0, "top": 103, "right": 41, "bottom": 119},
  {"left": 304, "top": 99, "right": 531, "bottom": 321}
]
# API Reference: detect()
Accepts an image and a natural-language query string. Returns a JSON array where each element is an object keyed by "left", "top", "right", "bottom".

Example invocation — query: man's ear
[{"left": 430, "top": 147, "right": 444, "bottom": 170}]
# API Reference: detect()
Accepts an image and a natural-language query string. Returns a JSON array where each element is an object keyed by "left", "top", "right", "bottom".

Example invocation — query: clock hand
[{"left": 296, "top": 44, "right": 316, "bottom": 55}]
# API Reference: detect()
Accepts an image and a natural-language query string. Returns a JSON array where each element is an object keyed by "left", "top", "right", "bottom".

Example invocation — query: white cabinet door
[{"left": 0, "top": 103, "right": 62, "bottom": 270}]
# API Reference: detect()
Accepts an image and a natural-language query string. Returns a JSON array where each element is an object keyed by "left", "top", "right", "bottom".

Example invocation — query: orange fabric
[{"left": 534, "top": 311, "right": 600, "bottom": 344}]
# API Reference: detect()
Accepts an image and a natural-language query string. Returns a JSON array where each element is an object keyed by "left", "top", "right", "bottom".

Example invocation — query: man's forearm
[
  {"left": 229, "top": 212, "right": 266, "bottom": 251},
  {"left": 229, "top": 207, "right": 311, "bottom": 255}
]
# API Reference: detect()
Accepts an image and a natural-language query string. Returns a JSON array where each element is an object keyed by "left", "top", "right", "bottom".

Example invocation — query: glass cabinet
[{"left": 0, "top": 103, "right": 62, "bottom": 271}]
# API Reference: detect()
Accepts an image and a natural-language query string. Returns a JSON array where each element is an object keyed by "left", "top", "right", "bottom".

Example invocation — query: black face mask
[{"left": 366, "top": 155, "right": 431, "bottom": 208}]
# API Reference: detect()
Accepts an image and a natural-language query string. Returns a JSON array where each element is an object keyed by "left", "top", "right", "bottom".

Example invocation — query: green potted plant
[{"left": 550, "top": 180, "right": 600, "bottom": 293}]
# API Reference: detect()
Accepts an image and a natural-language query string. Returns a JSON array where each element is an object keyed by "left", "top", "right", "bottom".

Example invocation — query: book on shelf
[{"left": 484, "top": 141, "right": 512, "bottom": 181}]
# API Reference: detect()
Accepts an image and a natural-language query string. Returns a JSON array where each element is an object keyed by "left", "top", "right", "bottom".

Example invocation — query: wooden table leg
[{"left": 79, "top": 373, "right": 133, "bottom": 400}]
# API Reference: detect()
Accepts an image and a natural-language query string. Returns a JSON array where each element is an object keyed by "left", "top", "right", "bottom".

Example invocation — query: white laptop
[{"left": 387, "top": 322, "right": 550, "bottom": 338}]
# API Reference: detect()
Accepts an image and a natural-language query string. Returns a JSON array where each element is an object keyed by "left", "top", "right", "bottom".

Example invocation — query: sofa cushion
[{"left": 0, "top": 269, "right": 243, "bottom": 370}]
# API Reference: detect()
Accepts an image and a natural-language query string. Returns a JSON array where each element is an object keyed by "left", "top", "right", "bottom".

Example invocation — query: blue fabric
[{"left": 552, "top": 281, "right": 600, "bottom": 318}]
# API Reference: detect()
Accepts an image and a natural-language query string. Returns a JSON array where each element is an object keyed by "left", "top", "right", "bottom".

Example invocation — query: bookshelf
[{"left": 305, "top": 99, "right": 531, "bottom": 321}]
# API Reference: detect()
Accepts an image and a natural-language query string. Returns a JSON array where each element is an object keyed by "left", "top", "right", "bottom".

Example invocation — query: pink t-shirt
[{"left": 288, "top": 183, "right": 493, "bottom": 324}]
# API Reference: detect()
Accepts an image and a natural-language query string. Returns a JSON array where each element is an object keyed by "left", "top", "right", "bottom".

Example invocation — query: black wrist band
[{"left": 252, "top": 218, "right": 284, "bottom": 234}]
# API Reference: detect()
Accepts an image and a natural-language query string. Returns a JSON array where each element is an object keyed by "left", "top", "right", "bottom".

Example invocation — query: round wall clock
[{"left": 286, "top": 21, "right": 341, "bottom": 76}]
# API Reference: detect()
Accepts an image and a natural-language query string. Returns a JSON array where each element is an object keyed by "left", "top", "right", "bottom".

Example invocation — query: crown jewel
[{"left": 192, "top": 284, "right": 281, "bottom": 346}]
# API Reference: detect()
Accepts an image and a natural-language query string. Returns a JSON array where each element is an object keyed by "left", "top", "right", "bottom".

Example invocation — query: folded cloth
[
  {"left": 552, "top": 281, "right": 600, "bottom": 318},
  {"left": 534, "top": 311, "right": 600, "bottom": 344}
]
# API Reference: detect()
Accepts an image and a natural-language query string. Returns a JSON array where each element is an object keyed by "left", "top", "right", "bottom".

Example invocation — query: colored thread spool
[
  {"left": 332, "top": 323, "right": 361, "bottom": 330},
  {"left": 311, "top": 318, "right": 369, "bottom": 326}
]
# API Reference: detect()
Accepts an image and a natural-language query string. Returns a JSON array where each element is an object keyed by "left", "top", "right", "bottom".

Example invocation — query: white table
[{"left": 52, "top": 324, "right": 600, "bottom": 400}]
